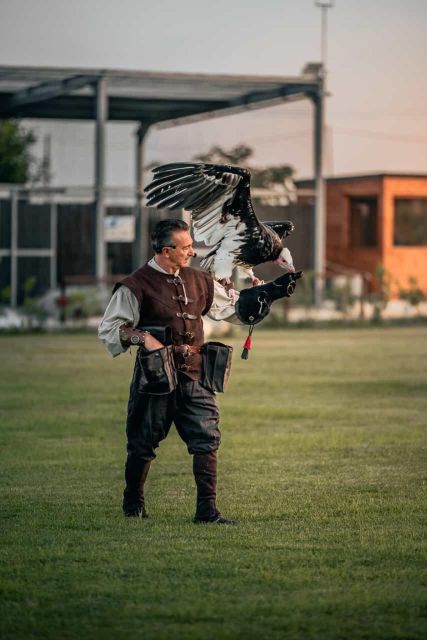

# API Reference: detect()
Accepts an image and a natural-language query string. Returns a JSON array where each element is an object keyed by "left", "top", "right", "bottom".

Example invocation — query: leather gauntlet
[
  {"left": 235, "top": 271, "right": 303, "bottom": 325},
  {"left": 119, "top": 323, "right": 150, "bottom": 347}
]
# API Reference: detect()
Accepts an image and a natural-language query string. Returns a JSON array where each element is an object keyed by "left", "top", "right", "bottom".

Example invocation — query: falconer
[
  {"left": 99, "top": 163, "right": 301, "bottom": 525},
  {"left": 99, "top": 219, "right": 242, "bottom": 524}
]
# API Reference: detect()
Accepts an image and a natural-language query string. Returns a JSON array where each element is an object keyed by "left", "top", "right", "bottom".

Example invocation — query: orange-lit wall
[
  {"left": 382, "top": 177, "right": 427, "bottom": 296},
  {"left": 326, "top": 176, "right": 427, "bottom": 296}
]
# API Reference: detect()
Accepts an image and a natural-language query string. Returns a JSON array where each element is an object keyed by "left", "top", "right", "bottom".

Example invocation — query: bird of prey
[{"left": 144, "top": 162, "right": 295, "bottom": 285}]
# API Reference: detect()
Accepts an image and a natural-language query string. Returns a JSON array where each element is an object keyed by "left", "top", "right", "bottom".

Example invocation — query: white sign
[{"left": 104, "top": 215, "right": 135, "bottom": 242}]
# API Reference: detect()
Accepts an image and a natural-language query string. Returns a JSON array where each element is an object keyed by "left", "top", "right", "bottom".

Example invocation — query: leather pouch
[
  {"left": 138, "top": 325, "right": 173, "bottom": 345},
  {"left": 201, "top": 342, "right": 233, "bottom": 393},
  {"left": 136, "top": 344, "right": 177, "bottom": 395}
]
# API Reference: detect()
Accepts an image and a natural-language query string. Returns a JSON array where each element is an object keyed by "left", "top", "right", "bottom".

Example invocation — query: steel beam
[
  {"left": 94, "top": 77, "right": 108, "bottom": 283},
  {"left": 155, "top": 87, "right": 317, "bottom": 129},
  {"left": 133, "top": 122, "right": 150, "bottom": 269},
  {"left": 4, "top": 75, "right": 91, "bottom": 109},
  {"left": 229, "top": 82, "right": 319, "bottom": 107}
]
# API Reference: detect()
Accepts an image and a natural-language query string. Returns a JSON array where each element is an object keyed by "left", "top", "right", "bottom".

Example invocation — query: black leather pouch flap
[
  {"left": 138, "top": 325, "right": 173, "bottom": 345},
  {"left": 136, "top": 345, "right": 177, "bottom": 395},
  {"left": 201, "top": 342, "right": 233, "bottom": 393}
]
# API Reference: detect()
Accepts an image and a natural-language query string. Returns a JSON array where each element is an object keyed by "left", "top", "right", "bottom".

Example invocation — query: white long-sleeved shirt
[{"left": 98, "top": 258, "right": 241, "bottom": 356}]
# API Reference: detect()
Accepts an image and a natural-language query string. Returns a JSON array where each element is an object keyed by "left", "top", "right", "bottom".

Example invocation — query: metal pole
[
  {"left": 314, "top": 1, "right": 333, "bottom": 307},
  {"left": 313, "top": 75, "right": 326, "bottom": 307},
  {"left": 320, "top": 4, "right": 328, "bottom": 70},
  {"left": 50, "top": 201, "right": 57, "bottom": 289},
  {"left": 133, "top": 122, "right": 150, "bottom": 270},
  {"left": 316, "top": 0, "right": 334, "bottom": 74},
  {"left": 10, "top": 189, "right": 18, "bottom": 307},
  {"left": 94, "top": 77, "right": 108, "bottom": 283}
]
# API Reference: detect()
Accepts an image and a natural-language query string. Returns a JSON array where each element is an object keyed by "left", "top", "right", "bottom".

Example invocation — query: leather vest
[{"left": 115, "top": 264, "right": 214, "bottom": 380}]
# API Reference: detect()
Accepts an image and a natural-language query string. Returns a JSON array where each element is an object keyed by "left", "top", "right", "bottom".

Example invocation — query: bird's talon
[
  {"left": 219, "top": 278, "right": 234, "bottom": 292},
  {"left": 228, "top": 289, "right": 239, "bottom": 305}
]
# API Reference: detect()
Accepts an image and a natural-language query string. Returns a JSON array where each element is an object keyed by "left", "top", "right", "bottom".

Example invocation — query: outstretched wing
[
  {"left": 144, "top": 162, "right": 285, "bottom": 279},
  {"left": 263, "top": 220, "right": 294, "bottom": 239},
  {"left": 144, "top": 162, "right": 262, "bottom": 246}
]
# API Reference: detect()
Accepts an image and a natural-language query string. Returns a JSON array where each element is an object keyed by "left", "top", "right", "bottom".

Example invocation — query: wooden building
[{"left": 296, "top": 174, "right": 427, "bottom": 295}]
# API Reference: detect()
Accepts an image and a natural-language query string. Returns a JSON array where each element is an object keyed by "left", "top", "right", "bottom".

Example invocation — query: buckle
[
  {"left": 174, "top": 344, "right": 189, "bottom": 355},
  {"left": 167, "top": 277, "right": 185, "bottom": 285},
  {"left": 172, "top": 294, "right": 194, "bottom": 303},
  {"left": 179, "top": 331, "right": 195, "bottom": 342}
]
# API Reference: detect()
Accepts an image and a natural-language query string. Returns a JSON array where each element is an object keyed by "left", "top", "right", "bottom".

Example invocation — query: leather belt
[{"left": 173, "top": 344, "right": 202, "bottom": 355}]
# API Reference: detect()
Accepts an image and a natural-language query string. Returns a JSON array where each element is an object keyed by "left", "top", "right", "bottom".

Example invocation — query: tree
[
  {"left": 195, "top": 144, "right": 253, "bottom": 166},
  {"left": 194, "top": 144, "right": 296, "bottom": 205},
  {"left": 0, "top": 120, "right": 39, "bottom": 184}
]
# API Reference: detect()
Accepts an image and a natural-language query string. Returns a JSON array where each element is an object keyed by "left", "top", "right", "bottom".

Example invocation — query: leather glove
[{"left": 235, "top": 271, "right": 303, "bottom": 325}]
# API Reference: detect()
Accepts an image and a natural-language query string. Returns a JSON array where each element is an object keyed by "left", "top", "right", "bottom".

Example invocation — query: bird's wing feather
[
  {"left": 144, "top": 162, "right": 281, "bottom": 279},
  {"left": 144, "top": 162, "right": 262, "bottom": 245},
  {"left": 263, "top": 220, "right": 295, "bottom": 239}
]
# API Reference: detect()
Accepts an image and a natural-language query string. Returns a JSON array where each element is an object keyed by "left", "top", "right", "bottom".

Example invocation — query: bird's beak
[{"left": 274, "top": 257, "right": 295, "bottom": 273}]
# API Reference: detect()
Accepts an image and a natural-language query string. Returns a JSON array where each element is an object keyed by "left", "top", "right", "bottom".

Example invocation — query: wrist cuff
[{"left": 119, "top": 324, "right": 149, "bottom": 347}]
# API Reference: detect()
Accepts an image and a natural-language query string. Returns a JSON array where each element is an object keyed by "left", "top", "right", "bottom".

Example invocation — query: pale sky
[{"left": 1, "top": 0, "right": 426, "bottom": 186}]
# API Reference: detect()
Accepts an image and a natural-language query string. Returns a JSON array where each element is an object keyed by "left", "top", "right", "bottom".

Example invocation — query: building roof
[
  {"left": 296, "top": 172, "right": 427, "bottom": 188},
  {"left": 0, "top": 65, "right": 321, "bottom": 124}
]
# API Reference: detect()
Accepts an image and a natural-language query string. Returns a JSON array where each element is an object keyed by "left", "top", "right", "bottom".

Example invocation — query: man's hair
[{"left": 151, "top": 219, "right": 189, "bottom": 254}]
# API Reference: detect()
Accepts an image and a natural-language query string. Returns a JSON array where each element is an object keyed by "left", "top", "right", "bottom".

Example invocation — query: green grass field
[{"left": 1, "top": 327, "right": 426, "bottom": 640}]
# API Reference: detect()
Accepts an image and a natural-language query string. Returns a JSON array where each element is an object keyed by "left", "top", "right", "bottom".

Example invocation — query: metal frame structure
[
  {"left": 0, "top": 64, "right": 325, "bottom": 305},
  {"left": 0, "top": 188, "right": 58, "bottom": 306},
  {"left": 0, "top": 184, "right": 139, "bottom": 306}
]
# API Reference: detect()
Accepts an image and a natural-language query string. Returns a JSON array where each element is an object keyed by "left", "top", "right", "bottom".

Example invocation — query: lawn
[{"left": 0, "top": 327, "right": 426, "bottom": 640}]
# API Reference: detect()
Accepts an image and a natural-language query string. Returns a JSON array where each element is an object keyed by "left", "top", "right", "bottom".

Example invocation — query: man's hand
[{"left": 144, "top": 333, "right": 164, "bottom": 351}]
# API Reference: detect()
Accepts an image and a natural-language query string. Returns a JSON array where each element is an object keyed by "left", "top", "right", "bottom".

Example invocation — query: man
[
  {"left": 99, "top": 219, "right": 242, "bottom": 525},
  {"left": 99, "top": 219, "right": 300, "bottom": 525}
]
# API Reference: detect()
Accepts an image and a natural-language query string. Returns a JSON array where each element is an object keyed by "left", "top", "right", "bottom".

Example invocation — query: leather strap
[{"left": 173, "top": 344, "right": 201, "bottom": 354}]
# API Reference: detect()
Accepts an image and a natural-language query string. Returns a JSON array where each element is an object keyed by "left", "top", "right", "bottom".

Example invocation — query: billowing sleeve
[
  {"left": 98, "top": 285, "right": 140, "bottom": 357},
  {"left": 207, "top": 280, "right": 243, "bottom": 325}
]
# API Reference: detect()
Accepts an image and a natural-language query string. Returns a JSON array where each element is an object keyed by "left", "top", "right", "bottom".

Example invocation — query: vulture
[{"left": 144, "top": 162, "right": 295, "bottom": 284}]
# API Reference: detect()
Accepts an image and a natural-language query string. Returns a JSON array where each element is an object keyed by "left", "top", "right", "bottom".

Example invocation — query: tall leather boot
[
  {"left": 193, "top": 451, "right": 238, "bottom": 525},
  {"left": 122, "top": 457, "right": 151, "bottom": 518}
]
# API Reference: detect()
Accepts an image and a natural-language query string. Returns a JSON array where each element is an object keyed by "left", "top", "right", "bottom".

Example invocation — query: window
[
  {"left": 18, "top": 202, "right": 51, "bottom": 249},
  {"left": 57, "top": 204, "right": 96, "bottom": 281},
  {"left": 350, "top": 197, "right": 378, "bottom": 248},
  {"left": 0, "top": 200, "right": 11, "bottom": 249},
  {"left": 17, "top": 257, "right": 50, "bottom": 306},
  {"left": 394, "top": 198, "right": 427, "bottom": 246}
]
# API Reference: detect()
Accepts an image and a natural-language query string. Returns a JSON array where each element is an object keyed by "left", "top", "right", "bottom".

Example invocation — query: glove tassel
[{"left": 241, "top": 325, "right": 254, "bottom": 360}]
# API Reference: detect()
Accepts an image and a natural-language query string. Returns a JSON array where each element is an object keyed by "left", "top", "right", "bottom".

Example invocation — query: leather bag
[
  {"left": 201, "top": 342, "right": 233, "bottom": 393},
  {"left": 136, "top": 344, "right": 177, "bottom": 395}
]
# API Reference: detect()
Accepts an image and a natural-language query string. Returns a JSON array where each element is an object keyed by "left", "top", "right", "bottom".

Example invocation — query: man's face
[{"left": 163, "top": 230, "right": 195, "bottom": 268}]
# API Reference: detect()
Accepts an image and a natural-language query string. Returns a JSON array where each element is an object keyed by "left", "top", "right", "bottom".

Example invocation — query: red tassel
[{"left": 241, "top": 325, "right": 254, "bottom": 360}]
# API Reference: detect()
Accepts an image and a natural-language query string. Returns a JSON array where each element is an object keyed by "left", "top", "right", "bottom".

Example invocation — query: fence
[{"left": 0, "top": 185, "right": 140, "bottom": 306}]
